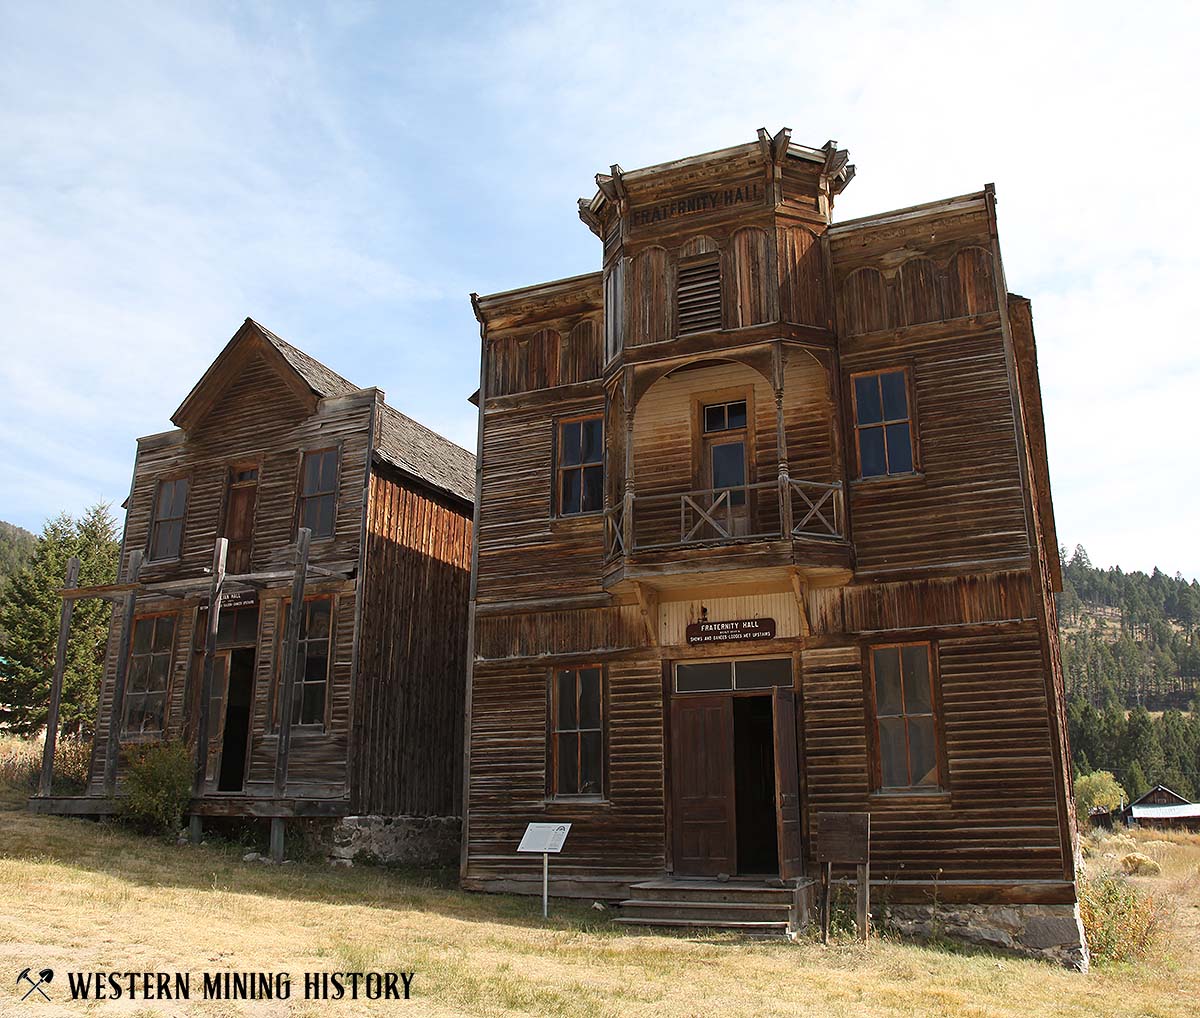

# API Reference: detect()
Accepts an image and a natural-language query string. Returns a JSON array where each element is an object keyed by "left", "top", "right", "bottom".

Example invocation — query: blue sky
[{"left": 1, "top": 0, "right": 1197, "bottom": 579}]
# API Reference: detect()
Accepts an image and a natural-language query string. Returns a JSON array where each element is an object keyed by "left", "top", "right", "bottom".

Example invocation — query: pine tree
[
  {"left": 1125, "top": 760, "right": 1150, "bottom": 801},
  {"left": 0, "top": 504, "right": 119, "bottom": 736}
]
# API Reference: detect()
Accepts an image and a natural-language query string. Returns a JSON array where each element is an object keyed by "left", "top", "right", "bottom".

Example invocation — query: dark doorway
[
  {"left": 734, "top": 696, "right": 778, "bottom": 875},
  {"left": 217, "top": 648, "right": 255, "bottom": 792}
]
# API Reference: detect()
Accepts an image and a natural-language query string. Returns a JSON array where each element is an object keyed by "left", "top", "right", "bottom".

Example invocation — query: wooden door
[
  {"left": 223, "top": 468, "right": 258, "bottom": 573},
  {"left": 773, "top": 685, "right": 804, "bottom": 880},
  {"left": 204, "top": 653, "right": 230, "bottom": 785},
  {"left": 670, "top": 694, "right": 736, "bottom": 876}
]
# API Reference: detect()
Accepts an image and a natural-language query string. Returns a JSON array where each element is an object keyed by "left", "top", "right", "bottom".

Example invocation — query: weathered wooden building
[
  {"left": 462, "top": 130, "right": 1087, "bottom": 966},
  {"left": 33, "top": 319, "right": 474, "bottom": 858}
]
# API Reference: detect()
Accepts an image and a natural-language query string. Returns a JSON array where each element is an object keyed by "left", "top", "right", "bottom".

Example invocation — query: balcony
[{"left": 603, "top": 477, "right": 851, "bottom": 592}]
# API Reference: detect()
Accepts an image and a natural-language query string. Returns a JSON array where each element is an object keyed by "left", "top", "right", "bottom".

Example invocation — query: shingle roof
[
  {"left": 251, "top": 319, "right": 361, "bottom": 400},
  {"left": 251, "top": 319, "right": 475, "bottom": 505},
  {"left": 374, "top": 402, "right": 476, "bottom": 504}
]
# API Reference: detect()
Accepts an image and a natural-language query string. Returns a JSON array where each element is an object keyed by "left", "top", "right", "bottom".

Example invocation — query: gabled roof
[
  {"left": 171, "top": 318, "right": 475, "bottom": 505},
  {"left": 1130, "top": 803, "right": 1200, "bottom": 819},
  {"left": 1131, "top": 784, "right": 1191, "bottom": 806}
]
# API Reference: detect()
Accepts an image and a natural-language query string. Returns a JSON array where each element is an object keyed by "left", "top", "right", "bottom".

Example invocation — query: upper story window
[
  {"left": 701, "top": 399, "right": 748, "bottom": 507},
  {"left": 852, "top": 368, "right": 915, "bottom": 478},
  {"left": 149, "top": 478, "right": 189, "bottom": 560},
  {"left": 869, "top": 643, "right": 940, "bottom": 791},
  {"left": 298, "top": 449, "right": 338, "bottom": 538},
  {"left": 556, "top": 415, "right": 603, "bottom": 516},
  {"left": 274, "top": 597, "right": 332, "bottom": 729},
  {"left": 552, "top": 666, "right": 604, "bottom": 797},
  {"left": 223, "top": 464, "right": 259, "bottom": 574},
  {"left": 677, "top": 255, "right": 722, "bottom": 334},
  {"left": 124, "top": 614, "right": 176, "bottom": 735}
]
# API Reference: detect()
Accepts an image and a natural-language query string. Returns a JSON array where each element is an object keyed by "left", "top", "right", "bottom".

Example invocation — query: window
[
  {"left": 275, "top": 598, "right": 332, "bottom": 728},
  {"left": 124, "top": 615, "right": 175, "bottom": 735},
  {"left": 149, "top": 478, "right": 188, "bottom": 560},
  {"left": 870, "top": 643, "right": 939, "bottom": 790},
  {"left": 677, "top": 255, "right": 722, "bottom": 334},
  {"left": 556, "top": 416, "right": 604, "bottom": 516},
  {"left": 852, "top": 369, "right": 915, "bottom": 478},
  {"left": 675, "top": 657, "right": 792, "bottom": 693},
  {"left": 552, "top": 666, "right": 603, "bottom": 796},
  {"left": 702, "top": 399, "right": 748, "bottom": 506},
  {"left": 298, "top": 449, "right": 338, "bottom": 538}
]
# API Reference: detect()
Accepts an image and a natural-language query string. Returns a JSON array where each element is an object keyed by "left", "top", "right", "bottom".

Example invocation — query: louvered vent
[{"left": 677, "top": 257, "right": 722, "bottom": 334}]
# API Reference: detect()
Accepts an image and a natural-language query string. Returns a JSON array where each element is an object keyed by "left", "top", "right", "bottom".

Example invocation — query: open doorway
[
  {"left": 217, "top": 648, "right": 255, "bottom": 792},
  {"left": 733, "top": 696, "right": 778, "bottom": 875}
]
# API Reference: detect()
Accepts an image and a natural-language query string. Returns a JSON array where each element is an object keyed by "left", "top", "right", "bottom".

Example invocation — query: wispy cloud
[{"left": 0, "top": 0, "right": 1196, "bottom": 578}]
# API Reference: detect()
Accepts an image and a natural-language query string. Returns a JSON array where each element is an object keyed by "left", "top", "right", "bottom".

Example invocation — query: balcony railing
[{"left": 604, "top": 478, "right": 845, "bottom": 560}]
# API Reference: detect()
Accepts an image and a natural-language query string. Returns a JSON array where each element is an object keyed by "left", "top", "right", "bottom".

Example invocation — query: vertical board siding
[
  {"left": 353, "top": 469, "right": 473, "bottom": 816},
  {"left": 777, "top": 224, "right": 826, "bottom": 327},
  {"left": 628, "top": 246, "right": 672, "bottom": 346}
]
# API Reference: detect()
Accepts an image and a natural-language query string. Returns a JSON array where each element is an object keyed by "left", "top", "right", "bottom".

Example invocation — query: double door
[{"left": 670, "top": 685, "right": 803, "bottom": 879}]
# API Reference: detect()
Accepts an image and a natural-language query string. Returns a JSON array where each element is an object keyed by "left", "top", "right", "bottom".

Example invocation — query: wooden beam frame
[
  {"left": 39, "top": 557, "right": 79, "bottom": 797},
  {"left": 192, "top": 539, "right": 228, "bottom": 795},
  {"left": 103, "top": 549, "right": 143, "bottom": 796}
]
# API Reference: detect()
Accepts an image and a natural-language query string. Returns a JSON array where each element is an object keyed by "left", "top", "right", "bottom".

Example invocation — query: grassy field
[{"left": 1, "top": 786, "right": 1198, "bottom": 1017}]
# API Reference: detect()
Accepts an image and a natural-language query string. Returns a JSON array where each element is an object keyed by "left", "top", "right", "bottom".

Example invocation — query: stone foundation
[
  {"left": 313, "top": 815, "right": 461, "bottom": 868},
  {"left": 881, "top": 902, "right": 1089, "bottom": 971}
]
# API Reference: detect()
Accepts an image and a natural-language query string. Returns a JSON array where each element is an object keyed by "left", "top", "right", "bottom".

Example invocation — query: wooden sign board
[
  {"left": 685, "top": 617, "right": 776, "bottom": 646},
  {"left": 813, "top": 811, "right": 870, "bottom": 864},
  {"left": 517, "top": 822, "right": 571, "bottom": 854}
]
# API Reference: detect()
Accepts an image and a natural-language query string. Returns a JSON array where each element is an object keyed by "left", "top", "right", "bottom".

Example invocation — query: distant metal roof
[{"left": 1129, "top": 803, "right": 1200, "bottom": 819}]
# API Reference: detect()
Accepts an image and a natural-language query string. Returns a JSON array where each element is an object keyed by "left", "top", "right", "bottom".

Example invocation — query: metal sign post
[{"left": 517, "top": 822, "right": 571, "bottom": 918}]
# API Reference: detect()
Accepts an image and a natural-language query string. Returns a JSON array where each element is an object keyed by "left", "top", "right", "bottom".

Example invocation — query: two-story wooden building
[
  {"left": 34, "top": 319, "right": 474, "bottom": 860},
  {"left": 462, "top": 130, "right": 1087, "bottom": 966}
]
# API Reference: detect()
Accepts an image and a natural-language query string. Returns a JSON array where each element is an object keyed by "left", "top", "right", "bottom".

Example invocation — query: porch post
[
  {"left": 622, "top": 366, "right": 635, "bottom": 554},
  {"left": 103, "top": 549, "right": 143, "bottom": 797},
  {"left": 39, "top": 556, "right": 80, "bottom": 798},
  {"left": 274, "top": 528, "right": 311, "bottom": 799},
  {"left": 773, "top": 346, "right": 793, "bottom": 538},
  {"left": 192, "top": 538, "right": 228, "bottom": 797}
]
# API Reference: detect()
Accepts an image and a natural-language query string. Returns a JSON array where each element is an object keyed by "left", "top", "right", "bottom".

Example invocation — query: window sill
[
  {"left": 262, "top": 726, "right": 329, "bottom": 740},
  {"left": 552, "top": 511, "right": 604, "bottom": 523},
  {"left": 545, "top": 795, "right": 608, "bottom": 806},
  {"left": 849, "top": 471, "right": 925, "bottom": 489},
  {"left": 120, "top": 732, "right": 165, "bottom": 744},
  {"left": 869, "top": 788, "right": 950, "bottom": 805}
]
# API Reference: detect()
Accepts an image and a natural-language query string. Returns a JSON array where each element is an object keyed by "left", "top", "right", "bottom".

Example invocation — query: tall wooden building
[
  {"left": 34, "top": 320, "right": 474, "bottom": 856},
  {"left": 463, "top": 131, "right": 1086, "bottom": 966}
]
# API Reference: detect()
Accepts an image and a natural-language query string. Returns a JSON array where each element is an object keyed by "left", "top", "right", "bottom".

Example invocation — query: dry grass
[
  {"left": 1, "top": 788, "right": 1198, "bottom": 1017},
  {"left": 0, "top": 732, "right": 90, "bottom": 793}
]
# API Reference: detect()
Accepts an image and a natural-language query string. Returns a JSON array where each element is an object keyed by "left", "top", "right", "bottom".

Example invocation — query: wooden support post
[
  {"left": 39, "top": 557, "right": 80, "bottom": 797},
  {"left": 274, "top": 528, "right": 311, "bottom": 799},
  {"left": 193, "top": 539, "right": 228, "bottom": 796},
  {"left": 103, "top": 549, "right": 143, "bottom": 797},
  {"left": 189, "top": 815, "right": 203, "bottom": 845},
  {"left": 821, "top": 861, "right": 832, "bottom": 945},
  {"left": 856, "top": 861, "right": 870, "bottom": 942},
  {"left": 270, "top": 817, "right": 285, "bottom": 863},
  {"left": 622, "top": 367, "right": 635, "bottom": 554}
]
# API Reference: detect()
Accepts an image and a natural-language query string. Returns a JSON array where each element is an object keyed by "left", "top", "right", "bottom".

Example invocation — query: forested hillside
[
  {"left": 0, "top": 521, "right": 36, "bottom": 590},
  {"left": 1057, "top": 545, "right": 1200, "bottom": 802}
]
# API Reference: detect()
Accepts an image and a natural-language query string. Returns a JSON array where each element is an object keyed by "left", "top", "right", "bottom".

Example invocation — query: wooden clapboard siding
[
  {"left": 352, "top": 467, "right": 472, "bottom": 816},
  {"left": 476, "top": 398, "right": 607, "bottom": 604},
  {"left": 801, "top": 627, "right": 1066, "bottom": 882},
  {"left": 462, "top": 657, "right": 665, "bottom": 890},
  {"left": 840, "top": 322, "right": 1030, "bottom": 576}
]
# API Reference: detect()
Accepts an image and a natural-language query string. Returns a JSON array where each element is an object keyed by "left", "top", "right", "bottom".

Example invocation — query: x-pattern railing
[{"left": 790, "top": 479, "right": 843, "bottom": 538}]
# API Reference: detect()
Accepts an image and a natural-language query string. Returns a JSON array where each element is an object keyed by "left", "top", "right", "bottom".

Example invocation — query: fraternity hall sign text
[
  {"left": 630, "top": 182, "right": 765, "bottom": 229},
  {"left": 685, "top": 617, "right": 776, "bottom": 646}
]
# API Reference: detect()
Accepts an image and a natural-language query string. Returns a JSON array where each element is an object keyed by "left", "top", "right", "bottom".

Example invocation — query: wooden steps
[{"left": 614, "top": 878, "right": 812, "bottom": 936}]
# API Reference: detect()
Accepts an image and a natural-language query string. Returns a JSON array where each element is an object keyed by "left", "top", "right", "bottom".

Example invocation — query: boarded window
[
  {"left": 149, "top": 478, "right": 188, "bottom": 560},
  {"left": 556, "top": 415, "right": 604, "bottom": 515},
  {"left": 298, "top": 449, "right": 338, "bottom": 538},
  {"left": 552, "top": 666, "right": 603, "bottom": 796},
  {"left": 677, "top": 255, "right": 722, "bottom": 334},
  {"left": 871, "top": 644, "right": 939, "bottom": 790},
  {"left": 852, "top": 369, "right": 915, "bottom": 478},
  {"left": 275, "top": 598, "right": 333, "bottom": 728},
  {"left": 124, "top": 615, "right": 175, "bottom": 735}
]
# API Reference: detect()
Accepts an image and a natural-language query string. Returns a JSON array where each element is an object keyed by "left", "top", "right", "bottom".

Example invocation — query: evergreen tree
[
  {"left": 0, "top": 504, "right": 120, "bottom": 736},
  {"left": 1125, "top": 760, "right": 1150, "bottom": 801}
]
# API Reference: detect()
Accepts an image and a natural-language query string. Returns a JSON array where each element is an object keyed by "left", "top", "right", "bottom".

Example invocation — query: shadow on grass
[{"left": 0, "top": 786, "right": 612, "bottom": 937}]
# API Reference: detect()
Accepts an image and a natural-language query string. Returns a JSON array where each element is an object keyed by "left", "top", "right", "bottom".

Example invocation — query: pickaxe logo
[{"left": 17, "top": 968, "right": 53, "bottom": 1001}]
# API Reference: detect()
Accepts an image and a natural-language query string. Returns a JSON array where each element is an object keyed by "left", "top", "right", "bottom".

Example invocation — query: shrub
[
  {"left": 1074, "top": 770, "right": 1126, "bottom": 827},
  {"left": 51, "top": 735, "right": 92, "bottom": 793},
  {"left": 1120, "top": 852, "right": 1161, "bottom": 877},
  {"left": 1079, "top": 871, "right": 1169, "bottom": 964},
  {"left": 120, "top": 741, "right": 192, "bottom": 834}
]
